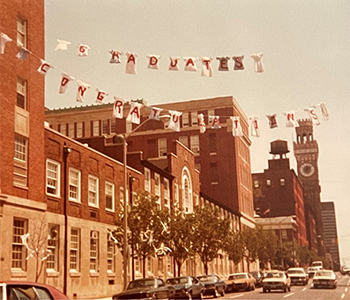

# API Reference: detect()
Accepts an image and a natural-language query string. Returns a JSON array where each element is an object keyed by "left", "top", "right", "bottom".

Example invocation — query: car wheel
[
  {"left": 220, "top": 288, "right": 225, "bottom": 297},
  {"left": 263, "top": 288, "right": 266, "bottom": 293},
  {"left": 288, "top": 286, "right": 291, "bottom": 292},
  {"left": 252, "top": 284, "right": 255, "bottom": 291},
  {"left": 198, "top": 291, "right": 203, "bottom": 300},
  {"left": 284, "top": 286, "right": 287, "bottom": 293}
]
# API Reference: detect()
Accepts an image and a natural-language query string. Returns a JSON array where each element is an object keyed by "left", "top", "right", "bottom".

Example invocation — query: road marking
[
  {"left": 229, "top": 294, "right": 244, "bottom": 298},
  {"left": 302, "top": 287, "right": 307, "bottom": 291},
  {"left": 341, "top": 293, "right": 345, "bottom": 299},
  {"left": 345, "top": 288, "right": 348, "bottom": 292},
  {"left": 283, "top": 292, "right": 295, "bottom": 298}
]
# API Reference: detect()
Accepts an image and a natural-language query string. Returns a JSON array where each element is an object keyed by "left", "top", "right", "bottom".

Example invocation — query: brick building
[{"left": 252, "top": 140, "right": 309, "bottom": 248}]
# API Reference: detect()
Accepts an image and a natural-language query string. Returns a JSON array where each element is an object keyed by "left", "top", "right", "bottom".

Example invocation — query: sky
[{"left": 44, "top": 0, "right": 350, "bottom": 264}]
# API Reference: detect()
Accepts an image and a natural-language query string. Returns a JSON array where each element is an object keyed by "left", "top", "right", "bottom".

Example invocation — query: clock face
[{"left": 300, "top": 163, "right": 315, "bottom": 177}]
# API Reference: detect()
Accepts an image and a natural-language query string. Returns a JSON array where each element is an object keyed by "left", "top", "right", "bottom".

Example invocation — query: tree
[
  {"left": 223, "top": 231, "right": 244, "bottom": 266},
  {"left": 21, "top": 215, "right": 51, "bottom": 282},
  {"left": 192, "top": 204, "right": 231, "bottom": 274},
  {"left": 241, "top": 227, "right": 261, "bottom": 272},
  {"left": 256, "top": 227, "right": 278, "bottom": 269}
]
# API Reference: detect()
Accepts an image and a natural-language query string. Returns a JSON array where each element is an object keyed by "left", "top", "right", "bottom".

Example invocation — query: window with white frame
[
  {"left": 110, "top": 119, "right": 116, "bottom": 134},
  {"left": 144, "top": 168, "right": 151, "bottom": 192},
  {"left": 17, "top": 17, "right": 27, "bottom": 47},
  {"left": 47, "top": 225, "right": 59, "bottom": 271},
  {"left": 60, "top": 124, "right": 67, "bottom": 136},
  {"left": 76, "top": 122, "right": 83, "bottom": 138},
  {"left": 92, "top": 120, "right": 100, "bottom": 136},
  {"left": 174, "top": 183, "right": 179, "bottom": 207},
  {"left": 191, "top": 113, "right": 198, "bottom": 126},
  {"left": 88, "top": 175, "right": 99, "bottom": 207},
  {"left": 102, "top": 120, "right": 109, "bottom": 135},
  {"left": 68, "top": 123, "right": 75, "bottom": 138},
  {"left": 90, "top": 231, "right": 99, "bottom": 272},
  {"left": 182, "top": 113, "right": 189, "bottom": 127},
  {"left": 164, "top": 178, "right": 170, "bottom": 208},
  {"left": 16, "top": 77, "right": 27, "bottom": 110},
  {"left": 14, "top": 135, "right": 28, "bottom": 187},
  {"left": 69, "top": 168, "right": 81, "bottom": 202},
  {"left": 46, "top": 159, "right": 60, "bottom": 196},
  {"left": 107, "top": 234, "right": 115, "bottom": 272},
  {"left": 105, "top": 181, "right": 115, "bottom": 211},
  {"left": 190, "top": 135, "right": 200, "bottom": 154},
  {"left": 179, "top": 136, "right": 188, "bottom": 148},
  {"left": 182, "top": 168, "right": 193, "bottom": 213},
  {"left": 70, "top": 228, "right": 80, "bottom": 271},
  {"left": 158, "top": 138, "right": 167, "bottom": 157},
  {"left": 147, "top": 257, "right": 153, "bottom": 274},
  {"left": 155, "top": 173, "right": 161, "bottom": 197},
  {"left": 12, "top": 218, "right": 27, "bottom": 270}
]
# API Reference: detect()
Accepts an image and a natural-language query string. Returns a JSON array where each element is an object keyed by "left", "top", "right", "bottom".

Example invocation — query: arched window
[{"left": 182, "top": 167, "right": 193, "bottom": 213}]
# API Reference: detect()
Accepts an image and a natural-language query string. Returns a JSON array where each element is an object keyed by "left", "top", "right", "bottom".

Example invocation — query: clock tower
[{"left": 293, "top": 119, "right": 324, "bottom": 255}]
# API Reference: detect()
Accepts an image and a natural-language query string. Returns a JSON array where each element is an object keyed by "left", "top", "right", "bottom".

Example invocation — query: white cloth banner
[
  {"left": 55, "top": 39, "right": 71, "bottom": 51},
  {"left": 37, "top": 59, "right": 53, "bottom": 75},
  {"left": 113, "top": 97, "right": 124, "bottom": 119},
  {"left": 16, "top": 46, "right": 30, "bottom": 61},
  {"left": 267, "top": 114, "right": 278, "bottom": 129},
  {"left": 77, "top": 44, "right": 90, "bottom": 56},
  {"left": 127, "top": 101, "right": 142, "bottom": 124},
  {"left": 284, "top": 111, "right": 299, "bottom": 127},
  {"left": 168, "top": 110, "right": 182, "bottom": 132},
  {"left": 216, "top": 57, "right": 230, "bottom": 71},
  {"left": 149, "top": 107, "right": 163, "bottom": 120},
  {"left": 304, "top": 106, "right": 320, "bottom": 126},
  {"left": 59, "top": 73, "right": 75, "bottom": 94},
  {"left": 76, "top": 80, "right": 90, "bottom": 102},
  {"left": 200, "top": 57, "right": 213, "bottom": 77},
  {"left": 147, "top": 54, "right": 160, "bottom": 70},
  {"left": 231, "top": 116, "right": 243, "bottom": 136},
  {"left": 184, "top": 57, "right": 197, "bottom": 72},
  {"left": 169, "top": 56, "right": 180, "bottom": 71},
  {"left": 109, "top": 50, "right": 122, "bottom": 63},
  {"left": 198, "top": 113, "right": 206, "bottom": 133},
  {"left": 249, "top": 116, "right": 260, "bottom": 137},
  {"left": 320, "top": 102, "right": 329, "bottom": 121},
  {"left": 0, "top": 32, "right": 12, "bottom": 54},
  {"left": 95, "top": 89, "right": 109, "bottom": 104},
  {"left": 251, "top": 53, "right": 264, "bottom": 73},
  {"left": 209, "top": 116, "right": 221, "bottom": 129},
  {"left": 233, "top": 55, "right": 244, "bottom": 70},
  {"left": 126, "top": 52, "right": 137, "bottom": 74}
]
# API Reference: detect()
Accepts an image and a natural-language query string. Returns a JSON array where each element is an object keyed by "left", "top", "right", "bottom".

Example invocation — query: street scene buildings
[{"left": 0, "top": 0, "right": 341, "bottom": 299}]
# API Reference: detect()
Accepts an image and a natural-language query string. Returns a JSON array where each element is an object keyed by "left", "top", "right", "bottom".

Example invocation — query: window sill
[
  {"left": 69, "top": 271, "right": 81, "bottom": 277},
  {"left": 46, "top": 270, "right": 59, "bottom": 277},
  {"left": 11, "top": 269, "right": 27, "bottom": 277},
  {"left": 90, "top": 271, "right": 100, "bottom": 277}
]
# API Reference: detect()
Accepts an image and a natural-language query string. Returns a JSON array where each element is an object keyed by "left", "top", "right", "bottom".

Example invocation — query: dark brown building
[{"left": 252, "top": 140, "right": 309, "bottom": 247}]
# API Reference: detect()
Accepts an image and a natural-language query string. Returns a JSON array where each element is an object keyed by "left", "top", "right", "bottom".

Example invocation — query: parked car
[
  {"left": 225, "top": 272, "right": 255, "bottom": 292},
  {"left": 340, "top": 265, "right": 350, "bottom": 275},
  {"left": 307, "top": 266, "right": 320, "bottom": 279},
  {"left": 262, "top": 271, "right": 291, "bottom": 293},
  {"left": 0, "top": 281, "right": 70, "bottom": 300},
  {"left": 286, "top": 267, "right": 308, "bottom": 285},
  {"left": 197, "top": 274, "right": 226, "bottom": 297},
  {"left": 165, "top": 276, "right": 204, "bottom": 299},
  {"left": 112, "top": 278, "right": 175, "bottom": 300},
  {"left": 312, "top": 270, "right": 337, "bottom": 289},
  {"left": 249, "top": 271, "right": 264, "bottom": 287}
]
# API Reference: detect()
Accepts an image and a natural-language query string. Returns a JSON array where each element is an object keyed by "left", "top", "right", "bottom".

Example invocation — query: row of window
[{"left": 253, "top": 178, "right": 286, "bottom": 188}]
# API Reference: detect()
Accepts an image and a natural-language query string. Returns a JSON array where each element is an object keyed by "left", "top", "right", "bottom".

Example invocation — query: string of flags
[{"left": 0, "top": 32, "right": 329, "bottom": 138}]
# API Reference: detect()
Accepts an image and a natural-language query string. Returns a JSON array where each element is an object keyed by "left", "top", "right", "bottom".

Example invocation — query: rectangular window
[
  {"left": 158, "top": 138, "right": 167, "bottom": 157},
  {"left": 60, "top": 124, "right": 67, "bottom": 136},
  {"left": 105, "top": 181, "right": 115, "bottom": 211},
  {"left": 46, "top": 159, "right": 60, "bottom": 196},
  {"left": 12, "top": 218, "right": 27, "bottom": 270},
  {"left": 76, "top": 122, "right": 83, "bottom": 138},
  {"left": 174, "top": 184, "right": 179, "bottom": 207},
  {"left": 70, "top": 228, "right": 80, "bottom": 271},
  {"left": 16, "top": 78, "right": 27, "bottom": 109},
  {"left": 280, "top": 178, "right": 286, "bottom": 186},
  {"left": 68, "top": 123, "right": 75, "bottom": 138},
  {"left": 14, "top": 135, "right": 28, "bottom": 187},
  {"left": 107, "top": 234, "right": 115, "bottom": 272},
  {"left": 92, "top": 120, "right": 100, "bottom": 136},
  {"left": 191, "top": 113, "right": 198, "bottom": 126},
  {"left": 102, "top": 120, "right": 109, "bottom": 135},
  {"left": 190, "top": 135, "right": 200, "bottom": 154},
  {"left": 126, "top": 120, "right": 132, "bottom": 133},
  {"left": 17, "top": 17, "right": 27, "bottom": 47},
  {"left": 182, "top": 113, "right": 189, "bottom": 127},
  {"left": 209, "top": 133, "right": 218, "bottom": 153},
  {"left": 267, "top": 179, "right": 271, "bottom": 187},
  {"left": 90, "top": 231, "right": 99, "bottom": 272},
  {"left": 164, "top": 178, "right": 170, "bottom": 208},
  {"left": 69, "top": 168, "right": 81, "bottom": 202},
  {"left": 110, "top": 119, "right": 116, "bottom": 134},
  {"left": 210, "top": 162, "right": 219, "bottom": 183},
  {"left": 88, "top": 175, "right": 99, "bottom": 207},
  {"left": 144, "top": 168, "right": 151, "bottom": 192},
  {"left": 154, "top": 173, "right": 161, "bottom": 197},
  {"left": 47, "top": 225, "right": 59, "bottom": 271},
  {"left": 253, "top": 180, "right": 259, "bottom": 188},
  {"left": 179, "top": 136, "right": 188, "bottom": 148}
]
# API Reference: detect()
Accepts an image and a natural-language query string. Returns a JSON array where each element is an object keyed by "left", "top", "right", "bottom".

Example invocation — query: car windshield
[
  {"left": 316, "top": 271, "right": 333, "bottom": 277},
  {"left": 229, "top": 274, "right": 246, "bottom": 280},
  {"left": 198, "top": 275, "right": 216, "bottom": 282},
  {"left": 127, "top": 279, "right": 156, "bottom": 289},
  {"left": 266, "top": 272, "right": 284, "bottom": 278},
  {"left": 287, "top": 270, "right": 304, "bottom": 274},
  {"left": 166, "top": 277, "right": 189, "bottom": 285}
]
